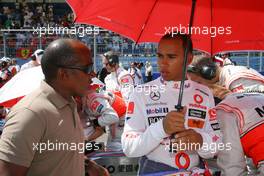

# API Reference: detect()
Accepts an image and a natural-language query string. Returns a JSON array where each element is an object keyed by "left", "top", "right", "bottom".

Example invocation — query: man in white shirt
[
  {"left": 102, "top": 51, "right": 135, "bottom": 103},
  {"left": 102, "top": 51, "right": 135, "bottom": 151},
  {"left": 145, "top": 61, "right": 153, "bottom": 82},
  {"left": 128, "top": 62, "right": 143, "bottom": 86}
]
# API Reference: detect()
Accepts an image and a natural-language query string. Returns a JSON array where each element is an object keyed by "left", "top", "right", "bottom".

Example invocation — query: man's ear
[{"left": 187, "top": 53, "right": 193, "bottom": 65}]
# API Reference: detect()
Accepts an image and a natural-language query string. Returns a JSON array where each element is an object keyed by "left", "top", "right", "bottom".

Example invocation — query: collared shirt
[{"left": 0, "top": 81, "right": 84, "bottom": 176}]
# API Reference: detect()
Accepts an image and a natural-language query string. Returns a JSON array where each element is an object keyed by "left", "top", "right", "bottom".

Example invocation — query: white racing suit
[
  {"left": 84, "top": 90, "right": 127, "bottom": 151},
  {"left": 104, "top": 67, "right": 135, "bottom": 104},
  {"left": 216, "top": 92, "right": 264, "bottom": 176},
  {"left": 122, "top": 77, "right": 222, "bottom": 175},
  {"left": 219, "top": 65, "right": 264, "bottom": 92}
]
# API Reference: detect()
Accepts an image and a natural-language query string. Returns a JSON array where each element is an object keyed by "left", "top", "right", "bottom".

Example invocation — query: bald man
[{"left": 0, "top": 39, "right": 108, "bottom": 176}]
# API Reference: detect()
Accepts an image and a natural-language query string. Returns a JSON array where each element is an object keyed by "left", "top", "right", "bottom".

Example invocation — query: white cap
[
  {"left": 1, "top": 57, "right": 11, "bottom": 63},
  {"left": 32, "top": 49, "right": 44, "bottom": 64}
]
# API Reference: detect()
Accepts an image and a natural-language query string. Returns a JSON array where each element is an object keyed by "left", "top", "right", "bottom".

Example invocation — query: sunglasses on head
[{"left": 56, "top": 64, "right": 94, "bottom": 74}]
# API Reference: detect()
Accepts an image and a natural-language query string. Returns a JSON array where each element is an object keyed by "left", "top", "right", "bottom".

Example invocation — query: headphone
[
  {"left": 187, "top": 63, "right": 217, "bottom": 80},
  {"left": 103, "top": 51, "right": 119, "bottom": 67}
]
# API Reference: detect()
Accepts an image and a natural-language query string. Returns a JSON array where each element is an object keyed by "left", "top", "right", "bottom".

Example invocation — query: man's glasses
[{"left": 56, "top": 64, "right": 94, "bottom": 74}]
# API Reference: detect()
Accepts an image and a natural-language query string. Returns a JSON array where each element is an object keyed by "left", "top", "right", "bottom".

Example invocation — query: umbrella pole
[
  {"left": 170, "top": 0, "right": 197, "bottom": 154},
  {"left": 176, "top": 0, "right": 197, "bottom": 110}
]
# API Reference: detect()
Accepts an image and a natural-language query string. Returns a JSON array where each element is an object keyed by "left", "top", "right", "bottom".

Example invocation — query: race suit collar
[{"left": 159, "top": 76, "right": 192, "bottom": 89}]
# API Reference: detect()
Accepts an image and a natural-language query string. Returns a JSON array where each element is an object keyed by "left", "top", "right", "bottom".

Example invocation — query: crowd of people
[
  {"left": 0, "top": 2, "right": 72, "bottom": 30},
  {"left": 0, "top": 31, "right": 264, "bottom": 176},
  {"left": 0, "top": 2, "right": 158, "bottom": 59}
]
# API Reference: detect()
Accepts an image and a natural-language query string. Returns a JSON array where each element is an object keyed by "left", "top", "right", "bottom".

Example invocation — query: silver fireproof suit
[
  {"left": 216, "top": 92, "right": 264, "bottom": 176},
  {"left": 122, "top": 77, "right": 222, "bottom": 173}
]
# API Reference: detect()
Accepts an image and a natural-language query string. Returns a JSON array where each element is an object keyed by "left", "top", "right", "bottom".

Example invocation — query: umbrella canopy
[
  {"left": 67, "top": 0, "right": 264, "bottom": 55},
  {"left": 0, "top": 66, "right": 44, "bottom": 108}
]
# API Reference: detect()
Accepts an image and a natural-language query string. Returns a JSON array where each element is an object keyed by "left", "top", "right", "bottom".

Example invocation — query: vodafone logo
[
  {"left": 193, "top": 94, "right": 203, "bottom": 104},
  {"left": 209, "top": 108, "right": 217, "bottom": 121}
]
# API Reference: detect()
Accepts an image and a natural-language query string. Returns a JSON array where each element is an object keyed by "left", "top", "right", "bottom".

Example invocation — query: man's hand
[
  {"left": 162, "top": 107, "right": 186, "bottom": 135},
  {"left": 86, "top": 160, "right": 109, "bottom": 176},
  {"left": 171, "top": 129, "right": 203, "bottom": 151},
  {"left": 0, "top": 160, "right": 28, "bottom": 176}
]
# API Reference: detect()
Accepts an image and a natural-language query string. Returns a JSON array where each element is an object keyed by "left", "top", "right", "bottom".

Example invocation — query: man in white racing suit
[
  {"left": 219, "top": 65, "right": 264, "bottom": 93},
  {"left": 215, "top": 92, "right": 264, "bottom": 176},
  {"left": 83, "top": 79, "right": 127, "bottom": 151},
  {"left": 102, "top": 51, "right": 135, "bottom": 103},
  {"left": 122, "top": 33, "right": 221, "bottom": 175},
  {"left": 188, "top": 56, "right": 264, "bottom": 93},
  {"left": 187, "top": 56, "right": 264, "bottom": 175}
]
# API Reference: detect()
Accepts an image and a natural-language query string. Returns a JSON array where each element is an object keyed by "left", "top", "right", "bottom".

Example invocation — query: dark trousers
[{"left": 138, "top": 156, "right": 180, "bottom": 176}]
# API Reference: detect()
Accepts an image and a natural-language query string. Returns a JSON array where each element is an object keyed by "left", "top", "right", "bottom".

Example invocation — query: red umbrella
[{"left": 67, "top": 0, "right": 264, "bottom": 55}]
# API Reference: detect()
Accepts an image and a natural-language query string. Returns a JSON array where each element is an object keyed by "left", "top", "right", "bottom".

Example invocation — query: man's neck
[
  {"left": 46, "top": 80, "right": 72, "bottom": 101},
  {"left": 111, "top": 65, "right": 119, "bottom": 73}
]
